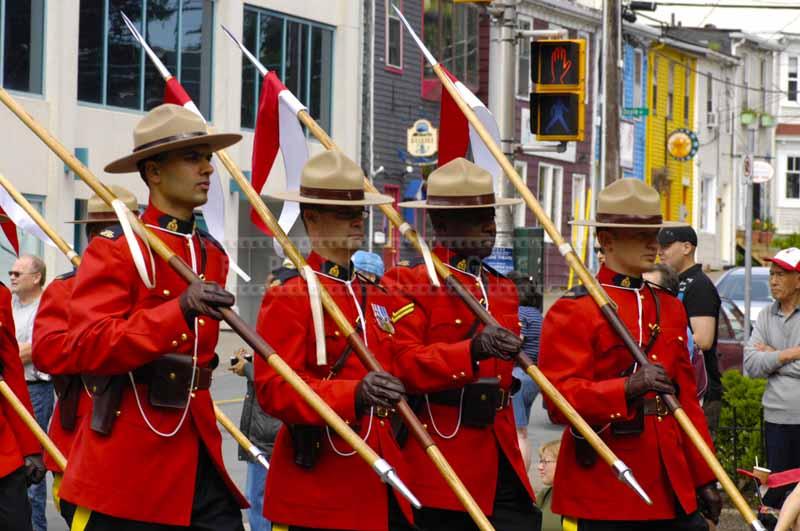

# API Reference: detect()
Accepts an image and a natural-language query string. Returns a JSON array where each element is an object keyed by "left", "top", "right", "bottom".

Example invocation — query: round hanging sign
[{"left": 667, "top": 128, "right": 699, "bottom": 161}]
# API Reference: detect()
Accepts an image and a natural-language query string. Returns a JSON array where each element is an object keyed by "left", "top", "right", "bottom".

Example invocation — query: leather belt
[
  {"left": 428, "top": 387, "right": 512, "bottom": 411},
  {"left": 133, "top": 359, "right": 213, "bottom": 391},
  {"left": 643, "top": 396, "right": 670, "bottom": 417}
]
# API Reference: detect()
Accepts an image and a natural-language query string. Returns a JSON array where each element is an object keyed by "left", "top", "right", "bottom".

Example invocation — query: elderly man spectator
[
  {"left": 10, "top": 254, "right": 49, "bottom": 531},
  {"left": 744, "top": 247, "right": 800, "bottom": 506},
  {"left": 658, "top": 226, "right": 723, "bottom": 437}
]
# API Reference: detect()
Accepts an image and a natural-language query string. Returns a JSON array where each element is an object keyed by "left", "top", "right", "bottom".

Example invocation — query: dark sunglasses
[
  {"left": 8, "top": 271, "right": 33, "bottom": 278},
  {"left": 317, "top": 207, "right": 368, "bottom": 221}
]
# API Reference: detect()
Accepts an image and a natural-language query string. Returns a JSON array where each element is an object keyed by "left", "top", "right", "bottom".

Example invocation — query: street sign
[
  {"left": 622, "top": 107, "right": 649, "bottom": 118},
  {"left": 752, "top": 160, "right": 774, "bottom": 183},
  {"left": 666, "top": 128, "right": 699, "bottom": 161},
  {"left": 529, "top": 38, "right": 586, "bottom": 142},
  {"left": 743, "top": 154, "right": 753, "bottom": 180}
]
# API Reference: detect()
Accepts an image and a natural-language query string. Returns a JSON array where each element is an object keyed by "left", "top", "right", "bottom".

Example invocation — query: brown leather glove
[
  {"left": 470, "top": 325, "right": 522, "bottom": 362},
  {"left": 697, "top": 483, "right": 722, "bottom": 524},
  {"left": 23, "top": 454, "right": 45, "bottom": 486},
  {"left": 178, "top": 281, "right": 235, "bottom": 326},
  {"left": 355, "top": 371, "right": 406, "bottom": 415},
  {"left": 624, "top": 364, "right": 675, "bottom": 401}
]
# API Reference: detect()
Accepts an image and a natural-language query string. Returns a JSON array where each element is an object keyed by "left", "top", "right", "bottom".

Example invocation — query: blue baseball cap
[{"left": 352, "top": 250, "right": 385, "bottom": 278}]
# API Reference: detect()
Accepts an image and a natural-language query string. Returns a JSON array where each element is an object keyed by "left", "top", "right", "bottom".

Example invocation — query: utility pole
[
  {"left": 487, "top": 1, "right": 517, "bottom": 250},
  {"left": 602, "top": 0, "right": 622, "bottom": 184},
  {"left": 743, "top": 128, "right": 757, "bottom": 338}
]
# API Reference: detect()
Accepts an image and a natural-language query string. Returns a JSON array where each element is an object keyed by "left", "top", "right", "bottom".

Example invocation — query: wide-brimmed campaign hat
[
  {"left": 105, "top": 104, "right": 242, "bottom": 174},
  {"left": 267, "top": 150, "right": 393, "bottom": 206},
  {"left": 399, "top": 158, "right": 521, "bottom": 209},
  {"left": 67, "top": 186, "right": 139, "bottom": 224},
  {"left": 571, "top": 178, "right": 686, "bottom": 228}
]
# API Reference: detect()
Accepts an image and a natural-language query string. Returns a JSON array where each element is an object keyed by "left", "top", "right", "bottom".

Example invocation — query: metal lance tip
[
  {"left": 256, "top": 453, "right": 270, "bottom": 471},
  {"left": 372, "top": 458, "right": 422, "bottom": 509},
  {"left": 750, "top": 520, "right": 767, "bottom": 531},
  {"left": 613, "top": 460, "right": 652, "bottom": 505}
]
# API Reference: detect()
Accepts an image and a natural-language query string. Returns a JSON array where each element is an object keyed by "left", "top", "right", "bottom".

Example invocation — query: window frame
[
  {"left": 512, "top": 160, "right": 528, "bottom": 227},
  {"left": 785, "top": 154, "right": 800, "bottom": 203},
  {"left": 633, "top": 49, "right": 643, "bottom": 108},
  {"left": 652, "top": 56, "right": 658, "bottom": 117},
  {"left": 699, "top": 173, "right": 716, "bottom": 233},
  {"left": 0, "top": 0, "right": 46, "bottom": 95},
  {"left": 77, "top": 0, "right": 215, "bottom": 116},
  {"left": 667, "top": 61, "right": 674, "bottom": 120},
  {"left": 537, "top": 162, "right": 563, "bottom": 243},
  {"left": 240, "top": 5, "right": 335, "bottom": 133},
  {"left": 515, "top": 15, "right": 533, "bottom": 101},
  {"left": 788, "top": 55, "right": 798, "bottom": 104},
  {"left": 683, "top": 63, "right": 690, "bottom": 123},
  {"left": 385, "top": 0, "right": 403, "bottom": 73}
]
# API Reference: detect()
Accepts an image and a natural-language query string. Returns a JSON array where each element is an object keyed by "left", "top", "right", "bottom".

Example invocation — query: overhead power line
[{"left": 650, "top": 2, "right": 800, "bottom": 8}]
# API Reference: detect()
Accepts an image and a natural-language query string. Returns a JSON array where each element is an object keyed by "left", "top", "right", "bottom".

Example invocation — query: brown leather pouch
[
  {"left": 82, "top": 375, "right": 127, "bottom": 436},
  {"left": 611, "top": 400, "right": 644, "bottom": 436},
  {"left": 142, "top": 354, "right": 195, "bottom": 409},
  {"left": 289, "top": 424, "right": 323, "bottom": 469},
  {"left": 461, "top": 377, "right": 502, "bottom": 428},
  {"left": 571, "top": 427, "right": 598, "bottom": 468},
  {"left": 53, "top": 375, "right": 81, "bottom": 431}
]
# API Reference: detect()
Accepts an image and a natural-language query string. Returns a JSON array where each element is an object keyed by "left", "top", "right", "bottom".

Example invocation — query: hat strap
[
  {"left": 426, "top": 193, "right": 496, "bottom": 206},
  {"left": 596, "top": 213, "right": 663, "bottom": 225},
  {"left": 300, "top": 186, "right": 365, "bottom": 201},
  {"left": 134, "top": 131, "right": 208, "bottom": 152}
]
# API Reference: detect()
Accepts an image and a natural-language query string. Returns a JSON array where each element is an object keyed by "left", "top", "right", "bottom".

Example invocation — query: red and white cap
[{"left": 765, "top": 247, "right": 800, "bottom": 271}]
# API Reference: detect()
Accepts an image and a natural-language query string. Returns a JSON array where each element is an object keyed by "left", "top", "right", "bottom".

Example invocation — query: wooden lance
[
  {"left": 393, "top": 5, "right": 763, "bottom": 530},
  {"left": 225, "top": 25, "right": 651, "bottom": 506},
  {"left": 0, "top": 87, "right": 419, "bottom": 509}
]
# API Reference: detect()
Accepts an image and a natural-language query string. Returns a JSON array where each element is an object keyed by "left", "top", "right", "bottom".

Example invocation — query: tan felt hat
[
  {"left": 68, "top": 185, "right": 139, "bottom": 224},
  {"left": 399, "top": 158, "right": 521, "bottom": 209},
  {"left": 571, "top": 178, "right": 687, "bottom": 228},
  {"left": 104, "top": 104, "right": 242, "bottom": 174},
  {"left": 267, "top": 150, "right": 393, "bottom": 206}
]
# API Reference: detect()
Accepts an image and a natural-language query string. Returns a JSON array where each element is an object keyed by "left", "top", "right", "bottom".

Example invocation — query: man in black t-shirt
[{"left": 658, "top": 226, "right": 723, "bottom": 439}]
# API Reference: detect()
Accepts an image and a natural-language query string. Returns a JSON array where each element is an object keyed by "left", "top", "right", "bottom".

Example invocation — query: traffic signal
[{"left": 530, "top": 39, "right": 586, "bottom": 142}]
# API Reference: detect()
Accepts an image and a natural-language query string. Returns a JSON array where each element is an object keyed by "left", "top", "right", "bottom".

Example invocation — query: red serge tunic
[
  {"left": 382, "top": 247, "right": 535, "bottom": 515},
  {"left": 57, "top": 205, "right": 247, "bottom": 525},
  {"left": 0, "top": 282, "right": 41, "bottom": 478},
  {"left": 31, "top": 272, "right": 90, "bottom": 472},
  {"left": 255, "top": 252, "right": 412, "bottom": 531},
  {"left": 538, "top": 266, "right": 716, "bottom": 521}
]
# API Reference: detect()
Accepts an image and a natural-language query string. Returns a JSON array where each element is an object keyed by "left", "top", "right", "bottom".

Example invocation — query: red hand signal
[{"left": 550, "top": 47, "right": 573, "bottom": 84}]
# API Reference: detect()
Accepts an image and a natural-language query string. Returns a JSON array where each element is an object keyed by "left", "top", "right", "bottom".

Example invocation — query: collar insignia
[
  {"left": 166, "top": 218, "right": 179, "bottom": 232},
  {"left": 371, "top": 303, "right": 395, "bottom": 334},
  {"left": 329, "top": 264, "right": 340, "bottom": 278},
  {"left": 456, "top": 259, "right": 467, "bottom": 271},
  {"left": 100, "top": 229, "right": 115, "bottom": 239},
  {"left": 620, "top": 276, "right": 631, "bottom": 288}
]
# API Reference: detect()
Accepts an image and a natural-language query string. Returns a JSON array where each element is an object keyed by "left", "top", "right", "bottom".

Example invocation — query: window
[
  {"left": 787, "top": 156, "right": 800, "bottom": 200},
  {"left": 789, "top": 56, "right": 798, "bottom": 103},
  {"left": 571, "top": 173, "right": 587, "bottom": 255},
  {"left": 633, "top": 50, "right": 643, "bottom": 108},
  {"left": 241, "top": 7, "right": 334, "bottom": 132},
  {"left": 537, "top": 163, "right": 563, "bottom": 243},
  {"left": 741, "top": 55, "right": 750, "bottom": 110},
  {"left": 683, "top": 64, "right": 690, "bottom": 122},
  {"left": 0, "top": 0, "right": 45, "bottom": 93},
  {"left": 706, "top": 73, "right": 714, "bottom": 113},
  {"left": 386, "top": 1, "right": 402, "bottom": 70},
  {"left": 724, "top": 76, "right": 733, "bottom": 134},
  {"left": 423, "top": 0, "right": 479, "bottom": 97},
  {"left": 78, "top": 0, "right": 214, "bottom": 116},
  {"left": 699, "top": 173, "right": 716, "bottom": 232},
  {"left": 652, "top": 57, "right": 658, "bottom": 116},
  {"left": 516, "top": 17, "right": 532, "bottom": 99},
  {"left": 667, "top": 62, "right": 674, "bottom": 119}
]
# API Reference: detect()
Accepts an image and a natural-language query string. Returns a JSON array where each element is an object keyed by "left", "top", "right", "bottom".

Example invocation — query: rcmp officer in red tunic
[
  {"left": 31, "top": 186, "right": 138, "bottom": 527},
  {"left": 255, "top": 150, "right": 414, "bottom": 531},
  {"left": 383, "top": 158, "right": 541, "bottom": 531},
  {"left": 538, "top": 179, "right": 722, "bottom": 531},
  {"left": 57, "top": 104, "right": 248, "bottom": 529},
  {"left": 0, "top": 274, "right": 44, "bottom": 530}
]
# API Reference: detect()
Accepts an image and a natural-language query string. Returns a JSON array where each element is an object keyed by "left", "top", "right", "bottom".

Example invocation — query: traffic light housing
[{"left": 530, "top": 39, "right": 586, "bottom": 142}]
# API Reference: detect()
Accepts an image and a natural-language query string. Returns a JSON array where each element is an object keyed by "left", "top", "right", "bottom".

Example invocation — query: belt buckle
[
  {"left": 655, "top": 395, "right": 668, "bottom": 417},
  {"left": 375, "top": 406, "right": 391, "bottom": 418}
]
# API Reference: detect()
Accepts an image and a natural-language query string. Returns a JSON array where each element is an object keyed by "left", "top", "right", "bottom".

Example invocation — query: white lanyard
[
  {"left": 600, "top": 283, "right": 644, "bottom": 348},
  {"left": 444, "top": 264, "right": 489, "bottom": 311}
]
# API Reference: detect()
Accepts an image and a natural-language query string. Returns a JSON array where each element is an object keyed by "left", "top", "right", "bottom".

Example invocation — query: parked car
[
  {"left": 717, "top": 297, "right": 746, "bottom": 374},
  {"left": 715, "top": 267, "right": 772, "bottom": 325}
]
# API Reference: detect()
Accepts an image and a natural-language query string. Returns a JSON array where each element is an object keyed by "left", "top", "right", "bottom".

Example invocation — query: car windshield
[
  {"left": 720, "top": 299, "right": 745, "bottom": 341},
  {"left": 717, "top": 272, "right": 772, "bottom": 302}
]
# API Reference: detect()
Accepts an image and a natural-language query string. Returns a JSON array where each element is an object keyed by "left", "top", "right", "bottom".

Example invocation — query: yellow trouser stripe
[
  {"left": 70, "top": 506, "right": 92, "bottom": 531},
  {"left": 563, "top": 516, "right": 578, "bottom": 531},
  {"left": 52, "top": 473, "right": 62, "bottom": 513},
  {"left": 272, "top": 525, "right": 289, "bottom": 531}
]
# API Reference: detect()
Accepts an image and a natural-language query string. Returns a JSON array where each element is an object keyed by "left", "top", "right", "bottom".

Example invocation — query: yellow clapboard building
[{"left": 645, "top": 44, "right": 696, "bottom": 223}]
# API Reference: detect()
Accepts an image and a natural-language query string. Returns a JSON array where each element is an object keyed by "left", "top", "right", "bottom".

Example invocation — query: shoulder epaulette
[
  {"left": 272, "top": 266, "right": 301, "bottom": 287},
  {"left": 97, "top": 224, "right": 124, "bottom": 240},
  {"left": 397, "top": 256, "right": 425, "bottom": 268},
  {"left": 482, "top": 263, "right": 507, "bottom": 278},
  {"left": 56, "top": 270, "right": 77, "bottom": 281},
  {"left": 196, "top": 227, "right": 225, "bottom": 253},
  {"left": 562, "top": 285, "right": 589, "bottom": 299}
]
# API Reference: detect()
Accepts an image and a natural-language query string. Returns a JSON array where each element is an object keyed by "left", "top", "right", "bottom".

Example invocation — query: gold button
[
  {"left": 380, "top": 420, "right": 385, "bottom": 427},
  {"left": 423, "top": 424, "right": 428, "bottom": 430},
  {"left": 199, "top": 274, "right": 205, "bottom": 280},
  {"left": 497, "top": 374, "right": 502, "bottom": 380},
  {"left": 334, "top": 331, "right": 340, "bottom": 336},
  {"left": 651, "top": 354, "right": 657, "bottom": 361},
  {"left": 92, "top": 385, "right": 98, "bottom": 393},
  {"left": 452, "top": 374, "right": 458, "bottom": 380},
  {"left": 678, "top": 336, "right": 683, "bottom": 341},
  {"left": 191, "top": 392, "right": 196, "bottom": 398},
  {"left": 460, "top": 371, "right": 466, "bottom": 377},
  {"left": 455, "top": 318, "right": 462, "bottom": 325},
  {"left": 658, "top": 416, "right": 663, "bottom": 422},
  {"left": 172, "top": 340, "right": 178, "bottom": 347},
  {"left": 181, "top": 333, "right": 188, "bottom": 341},
  {"left": 115, "top": 410, "right": 121, "bottom": 416},
  {"left": 610, "top": 414, "right": 615, "bottom": 419},
  {"left": 345, "top": 419, "right": 350, "bottom": 425},
  {"left": 169, "top": 372, "right": 177, "bottom": 381},
  {"left": 198, "top": 318, "right": 205, "bottom": 326},
  {"left": 480, "top": 394, "right": 487, "bottom": 401},
  {"left": 162, "top": 289, "right": 171, "bottom": 297}
]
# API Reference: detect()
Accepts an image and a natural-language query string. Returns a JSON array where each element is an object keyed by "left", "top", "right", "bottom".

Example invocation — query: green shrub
[
  {"left": 772, "top": 233, "right": 800, "bottom": 249},
  {"left": 716, "top": 370, "right": 766, "bottom": 476}
]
